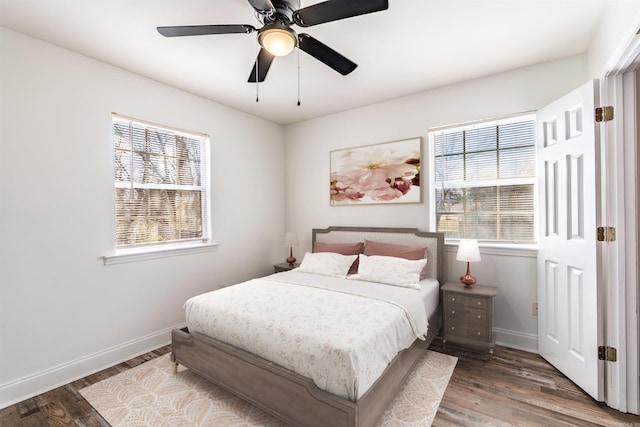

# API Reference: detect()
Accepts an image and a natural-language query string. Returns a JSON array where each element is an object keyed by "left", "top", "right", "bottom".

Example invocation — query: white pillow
[
  {"left": 353, "top": 254, "right": 427, "bottom": 289},
  {"left": 297, "top": 252, "right": 358, "bottom": 277}
]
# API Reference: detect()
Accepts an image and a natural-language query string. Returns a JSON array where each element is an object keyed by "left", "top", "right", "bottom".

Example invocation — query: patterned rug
[{"left": 80, "top": 350, "right": 457, "bottom": 427}]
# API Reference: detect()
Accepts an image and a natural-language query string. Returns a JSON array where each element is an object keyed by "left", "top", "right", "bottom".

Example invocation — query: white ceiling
[{"left": 0, "top": 0, "right": 612, "bottom": 124}]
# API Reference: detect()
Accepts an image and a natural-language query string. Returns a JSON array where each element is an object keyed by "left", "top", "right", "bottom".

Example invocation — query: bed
[{"left": 171, "top": 226, "right": 444, "bottom": 427}]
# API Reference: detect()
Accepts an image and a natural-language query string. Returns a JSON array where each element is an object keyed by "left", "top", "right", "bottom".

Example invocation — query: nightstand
[
  {"left": 441, "top": 282, "right": 497, "bottom": 359},
  {"left": 273, "top": 262, "right": 299, "bottom": 273}
]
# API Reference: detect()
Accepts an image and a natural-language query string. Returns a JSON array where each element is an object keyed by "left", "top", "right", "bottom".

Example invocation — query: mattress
[{"left": 184, "top": 270, "right": 439, "bottom": 401}]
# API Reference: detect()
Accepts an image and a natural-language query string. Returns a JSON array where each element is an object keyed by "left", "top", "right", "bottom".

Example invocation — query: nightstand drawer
[
  {"left": 445, "top": 323, "right": 490, "bottom": 341},
  {"left": 446, "top": 294, "right": 489, "bottom": 309},
  {"left": 445, "top": 306, "right": 488, "bottom": 324}
]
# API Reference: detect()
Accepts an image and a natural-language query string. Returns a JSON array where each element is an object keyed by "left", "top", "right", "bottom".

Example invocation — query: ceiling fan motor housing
[{"left": 256, "top": 0, "right": 300, "bottom": 25}]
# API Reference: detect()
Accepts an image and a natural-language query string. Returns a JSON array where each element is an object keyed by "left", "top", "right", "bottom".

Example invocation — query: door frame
[{"left": 601, "top": 31, "right": 640, "bottom": 414}]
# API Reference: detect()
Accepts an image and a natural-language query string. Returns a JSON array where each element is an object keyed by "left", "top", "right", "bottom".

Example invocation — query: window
[
  {"left": 111, "top": 114, "right": 210, "bottom": 250},
  {"left": 430, "top": 114, "right": 536, "bottom": 242}
]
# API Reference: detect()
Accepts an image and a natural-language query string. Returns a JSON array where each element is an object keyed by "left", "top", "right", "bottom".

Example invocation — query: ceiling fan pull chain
[{"left": 297, "top": 47, "right": 301, "bottom": 106}]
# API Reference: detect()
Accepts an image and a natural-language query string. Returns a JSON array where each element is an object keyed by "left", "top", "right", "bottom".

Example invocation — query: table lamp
[{"left": 456, "top": 239, "right": 481, "bottom": 288}]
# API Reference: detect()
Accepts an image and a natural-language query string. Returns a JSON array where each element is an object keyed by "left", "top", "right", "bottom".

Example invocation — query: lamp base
[
  {"left": 460, "top": 273, "right": 477, "bottom": 288},
  {"left": 460, "top": 261, "right": 476, "bottom": 288},
  {"left": 286, "top": 247, "right": 296, "bottom": 265}
]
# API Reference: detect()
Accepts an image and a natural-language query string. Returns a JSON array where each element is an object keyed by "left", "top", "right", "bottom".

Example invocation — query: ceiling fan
[{"left": 157, "top": 0, "right": 389, "bottom": 83}]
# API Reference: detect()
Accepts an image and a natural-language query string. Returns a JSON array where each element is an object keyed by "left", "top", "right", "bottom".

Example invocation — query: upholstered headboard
[{"left": 312, "top": 226, "right": 444, "bottom": 285}]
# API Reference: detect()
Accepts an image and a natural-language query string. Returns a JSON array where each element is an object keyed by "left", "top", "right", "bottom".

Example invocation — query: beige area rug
[{"left": 80, "top": 350, "right": 457, "bottom": 427}]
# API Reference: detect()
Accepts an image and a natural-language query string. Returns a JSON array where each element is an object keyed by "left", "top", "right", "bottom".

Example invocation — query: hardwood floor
[
  {"left": 0, "top": 346, "right": 172, "bottom": 427},
  {"left": 430, "top": 339, "right": 640, "bottom": 427},
  {"left": 1, "top": 341, "right": 638, "bottom": 426}
]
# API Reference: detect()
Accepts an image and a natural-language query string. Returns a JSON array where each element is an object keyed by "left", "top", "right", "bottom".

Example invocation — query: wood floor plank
[
  {"left": 0, "top": 405, "right": 23, "bottom": 426},
  {"left": 430, "top": 338, "right": 640, "bottom": 427}
]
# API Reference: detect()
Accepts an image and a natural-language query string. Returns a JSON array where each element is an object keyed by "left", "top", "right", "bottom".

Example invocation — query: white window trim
[
  {"left": 108, "top": 113, "right": 212, "bottom": 256},
  {"left": 445, "top": 240, "right": 538, "bottom": 258},
  {"left": 103, "top": 240, "right": 218, "bottom": 265},
  {"left": 429, "top": 112, "right": 537, "bottom": 244}
]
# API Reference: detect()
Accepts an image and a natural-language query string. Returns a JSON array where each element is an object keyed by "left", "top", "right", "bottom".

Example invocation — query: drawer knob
[
  {"left": 477, "top": 315, "right": 482, "bottom": 319},
  {"left": 477, "top": 331, "right": 482, "bottom": 336},
  {"left": 451, "top": 326, "right": 455, "bottom": 331},
  {"left": 451, "top": 297, "right": 456, "bottom": 302},
  {"left": 451, "top": 310, "right": 456, "bottom": 315},
  {"left": 477, "top": 301, "right": 482, "bottom": 306}
]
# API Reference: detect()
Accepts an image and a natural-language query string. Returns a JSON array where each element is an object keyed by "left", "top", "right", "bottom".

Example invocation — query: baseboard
[
  {"left": 0, "top": 322, "right": 186, "bottom": 410},
  {"left": 494, "top": 327, "right": 538, "bottom": 353}
]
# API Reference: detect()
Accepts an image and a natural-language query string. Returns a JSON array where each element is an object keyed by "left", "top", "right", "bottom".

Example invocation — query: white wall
[
  {"left": 588, "top": 0, "right": 640, "bottom": 77},
  {"left": 0, "top": 27, "right": 285, "bottom": 408},
  {"left": 283, "top": 55, "right": 590, "bottom": 352}
]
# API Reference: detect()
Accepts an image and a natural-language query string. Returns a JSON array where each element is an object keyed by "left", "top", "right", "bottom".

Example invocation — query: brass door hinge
[
  {"left": 598, "top": 346, "right": 617, "bottom": 362},
  {"left": 597, "top": 226, "right": 616, "bottom": 242},
  {"left": 595, "top": 106, "right": 614, "bottom": 122}
]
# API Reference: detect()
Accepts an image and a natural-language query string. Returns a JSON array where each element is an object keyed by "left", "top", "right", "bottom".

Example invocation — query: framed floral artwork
[{"left": 330, "top": 137, "right": 421, "bottom": 205}]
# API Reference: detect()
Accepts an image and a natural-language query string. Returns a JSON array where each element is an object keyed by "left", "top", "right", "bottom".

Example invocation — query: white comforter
[{"left": 184, "top": 270, "right": 437, "bottom": 401}]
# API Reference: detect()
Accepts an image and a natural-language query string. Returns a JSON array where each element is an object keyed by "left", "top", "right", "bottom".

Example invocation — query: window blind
[
  {"left": 112, "top": 115, "right": 210, "bottom": 249},
  {"left": 432, "top": 115, "right": 536, "bottom": 241}
]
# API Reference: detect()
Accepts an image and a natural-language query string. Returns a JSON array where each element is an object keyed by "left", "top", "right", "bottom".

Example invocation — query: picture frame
[{"left": 330, "top": 137, "right": 422, "bottom": 205}]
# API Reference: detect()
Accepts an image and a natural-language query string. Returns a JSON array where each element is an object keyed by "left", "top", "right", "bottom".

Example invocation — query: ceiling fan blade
[
  {"left": 246, "top": 0, "right": 275, "bottom": 14},
  {"left": 248, "top": 48, "right": 276, "bottom": 83},
  {"left": 157, "top": 24, "right": 256, "bottom": 37},
  {"left": 293, "top": 0, "right": 388, "bottom": 27},
  {"left": 298, "top": 33, "right": 357, "bottom": 76}
]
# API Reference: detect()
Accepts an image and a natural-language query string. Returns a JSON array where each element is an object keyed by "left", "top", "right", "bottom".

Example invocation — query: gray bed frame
[{"left": 171, "top": 226, "right": 444, "bottom": 427}]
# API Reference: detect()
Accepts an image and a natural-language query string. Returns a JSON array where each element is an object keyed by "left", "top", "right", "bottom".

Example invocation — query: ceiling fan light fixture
[{"left": 259, "top": 27, "right": 297, "bottom": 56}]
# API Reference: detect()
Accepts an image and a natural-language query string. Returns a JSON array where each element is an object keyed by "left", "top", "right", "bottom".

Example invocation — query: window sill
[
  {"left": 445, "top": 241, "right": 538, "bottom": 258},
  {"left": 103, "top": 241, "right": 218, "bottom": 265}
]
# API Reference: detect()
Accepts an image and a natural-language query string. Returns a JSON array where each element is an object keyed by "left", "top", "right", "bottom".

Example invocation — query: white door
[{"left": 536, "top": 80, "right": 604, "bottom": 401}]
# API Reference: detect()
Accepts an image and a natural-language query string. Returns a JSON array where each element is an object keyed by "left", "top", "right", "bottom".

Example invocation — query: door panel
[
  {"left": 544, "top": 160, "right": 558, "bottom": 236},
  {"left": 536, "top": 80, "right": 603, "bottom": 401}
]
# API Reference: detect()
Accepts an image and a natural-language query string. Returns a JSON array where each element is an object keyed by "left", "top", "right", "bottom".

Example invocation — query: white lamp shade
[
  {"left": 284, "top": 231, "right": 298, "bottom": 247},
  {"left": 456, "top": 239, "right": 481, "bottom": 262}
]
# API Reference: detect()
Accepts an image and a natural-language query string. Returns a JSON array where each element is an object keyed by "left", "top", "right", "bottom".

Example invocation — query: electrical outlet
[{"left": 532, "top": 302, "right": 538, "bottom": 316}]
